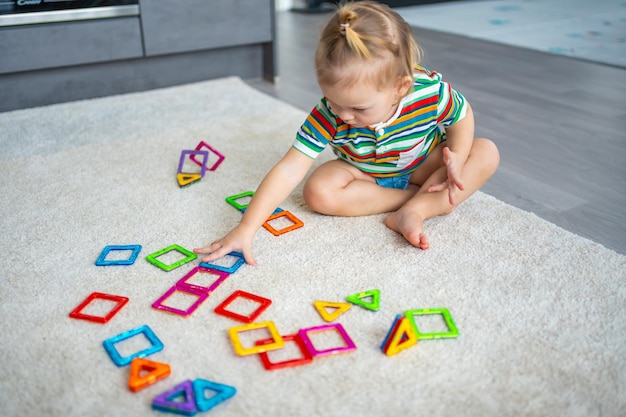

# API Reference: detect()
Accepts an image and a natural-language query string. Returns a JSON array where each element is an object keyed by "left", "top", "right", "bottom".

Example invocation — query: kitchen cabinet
[{"left": 0, "top": 0, "right": 276, "bottom": 112}]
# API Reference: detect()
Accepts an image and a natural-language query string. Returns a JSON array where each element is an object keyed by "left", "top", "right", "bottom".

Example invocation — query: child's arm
[
  {"left": 428, "top": 103, "right": 475, "bottom": 205},
  {"left": 194, "top": 147, "right": 315, "bottom": 265}
]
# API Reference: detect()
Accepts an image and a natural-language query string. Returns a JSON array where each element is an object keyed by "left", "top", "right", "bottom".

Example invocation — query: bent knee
[
  {"left": 474, "top": 138, "right": 500, "bottom": 172},
  {"left": 303, "top": 179, "right": 338, "bottom": 214}
]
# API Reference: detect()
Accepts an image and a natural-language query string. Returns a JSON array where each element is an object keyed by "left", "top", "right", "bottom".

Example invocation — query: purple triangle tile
[{"left": 152, "top": 379, "right": 197, "bottom": 416}]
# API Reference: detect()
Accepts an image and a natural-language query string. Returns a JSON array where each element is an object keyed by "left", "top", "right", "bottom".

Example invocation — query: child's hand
[
  {"left": 194, "top": 226, "right": 257, "bottom": 266},
  {"left": 427, "top": 146, "right": 465, "bottom": 205}
]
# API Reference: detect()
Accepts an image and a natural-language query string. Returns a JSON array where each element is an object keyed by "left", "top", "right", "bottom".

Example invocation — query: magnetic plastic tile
[
  {"left": 346, "top": 289, "right": 381, "bottom": 311},
  {"left": 214, "top": 290, "right": 272, "bottom": 323},
  {"left": 404, "top": 307, "right": 460, "bottom": 340},
  {"left": 176, "top": 266, "right": 230, "bottom": 294},
  {"left": 178, "top": 150, "right": 208, "bottom": 177},
  {"left": 152, "top": 379, "right": 197, "bottom": 416},
  {"left": 227, "top": 321, "right": 284, "bottom": 356},
  {"left": 177, "top": 173, "right": 203, "bottom": 188},
  {"left": 128, "top": 358, "right": 171, "bottom": 392},
  {"left": 191, "top": 141, "right": 225, "bottom": 172},
  {"left": 69, "top": 292, "right": 129, "bottom": 324},
  {"left": 381, "top": 314, "right": 404, "bottom": 353},
  {"left": 152, "top": 378, "right": 236, "bottom": 415},
  {"left": 103, "top": 324, "right": 164, "bottom": 367},
  {"left": 256, "top": 333, "right": 314, "bottom": 371},
  {"left": 199, "top": 251, "right": 245, "bottom": 274},
  {"left": 152, "top": 286, "right": 209, "bottom": 317},
  {"left": 225, "top": 191, "right": 254, "bottom": 212},
  {"left": 262, "top": 210, "right": 304, "bottom": 236},
  {"left": 193, "top": 378, "right": 237, "bottom": 412},
  {"left": 298, "top": 322, "right": 356, "bottom": 357},
  {"left": 313, "top": 300, "right": 351, "bottom": 322},
  {"left": 146, "top": 244, "right": 197, "bottom": 272},
  {"left": 95, "top": 244, "right": 142, "bottom": 266},
  {"left": 380, "top": 314, "right": 418, "bottom": 356}
]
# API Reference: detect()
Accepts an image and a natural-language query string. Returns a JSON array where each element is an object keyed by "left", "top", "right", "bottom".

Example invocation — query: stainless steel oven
[{"left": 0, "top": 0, "right": 140, "bottom": 27}]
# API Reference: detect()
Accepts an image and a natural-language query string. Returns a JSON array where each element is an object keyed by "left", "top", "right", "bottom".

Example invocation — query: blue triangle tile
[{"left": 192, "top": 378, "right": 237, "bottom": 412}]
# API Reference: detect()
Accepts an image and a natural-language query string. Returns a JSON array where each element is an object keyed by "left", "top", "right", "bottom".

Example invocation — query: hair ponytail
[
  {"left": 338, "top": 9, "right": 373, "bottom": 59},
  {"left": 315, "top": 1, "right": 422, "bottom": 90}
]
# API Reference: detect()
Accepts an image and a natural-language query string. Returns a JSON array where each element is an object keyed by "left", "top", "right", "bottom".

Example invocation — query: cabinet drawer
[
  {"left": 140, "top": 0, "right": 273, "bottom": 57},
  {"left": 0, "top": 17, "right": 143, "bottom": 74}
]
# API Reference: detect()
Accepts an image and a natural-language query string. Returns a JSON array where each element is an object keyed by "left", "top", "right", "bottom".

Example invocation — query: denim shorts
[{"left": 375, "top": 173, "right": 412, "bottom": 190}]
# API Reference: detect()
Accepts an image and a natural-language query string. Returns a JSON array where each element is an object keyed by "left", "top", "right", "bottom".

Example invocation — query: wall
[{"left": 276, "top": 0, "right": 295, "bottom": 10}]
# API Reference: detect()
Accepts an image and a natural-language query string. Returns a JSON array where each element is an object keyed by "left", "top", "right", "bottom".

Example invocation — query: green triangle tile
[{"left": 346, "top": 289, "right": 380, "bottom": 311}]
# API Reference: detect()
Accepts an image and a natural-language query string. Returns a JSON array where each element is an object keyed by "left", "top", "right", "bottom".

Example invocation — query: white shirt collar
[{"left": 369, "top": 98, "right": 405, "bottom": 132}]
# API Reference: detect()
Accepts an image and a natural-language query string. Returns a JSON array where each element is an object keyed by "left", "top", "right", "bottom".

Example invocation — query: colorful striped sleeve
[
  {"left": 436, "top": 76, "right": 468, "bottom": 127},
  {"left": 293, "top": 99, "right": 337, "bottom": 159}
]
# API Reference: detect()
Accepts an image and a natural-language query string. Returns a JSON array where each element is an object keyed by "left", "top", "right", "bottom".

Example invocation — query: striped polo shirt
[{"left": 293, "top": 66, "right": 468, "bottom": 178}]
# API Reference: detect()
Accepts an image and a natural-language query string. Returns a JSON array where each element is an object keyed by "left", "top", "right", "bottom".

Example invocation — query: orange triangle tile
[{"left": 128, "top": 357, "right": 171, "bottom": 392}]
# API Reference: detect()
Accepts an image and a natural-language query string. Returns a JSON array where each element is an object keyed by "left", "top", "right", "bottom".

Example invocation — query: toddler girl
[{"left": 195, "top": 1, "right": 499, "bottom": 265}]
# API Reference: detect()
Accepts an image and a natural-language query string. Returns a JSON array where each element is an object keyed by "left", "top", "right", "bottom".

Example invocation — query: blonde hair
[{"left": 315, "top": 1, "right": 422, "bottom": 90}]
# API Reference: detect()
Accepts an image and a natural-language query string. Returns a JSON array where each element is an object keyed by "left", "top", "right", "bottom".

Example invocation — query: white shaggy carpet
[{"left": 0, "top": 77, "right": 624, "bottom": 417}]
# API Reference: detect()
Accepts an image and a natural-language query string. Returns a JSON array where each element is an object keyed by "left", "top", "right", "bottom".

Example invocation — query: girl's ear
[{"left": 395, "top": 75, "right": 413, "bottom": 98}]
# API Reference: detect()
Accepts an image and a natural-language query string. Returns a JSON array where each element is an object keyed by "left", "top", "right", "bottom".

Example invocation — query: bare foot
[{"left": 385, "top": 208, "right": 430, "bottom": 249}]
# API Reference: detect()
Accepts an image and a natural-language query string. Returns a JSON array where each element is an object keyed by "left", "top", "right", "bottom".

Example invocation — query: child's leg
[
  {"left": 385, "top": 138, "right": 499, "bottom": 249},
  {"left": 303, "top": 160, "right": 417, "bottom": 216}
]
